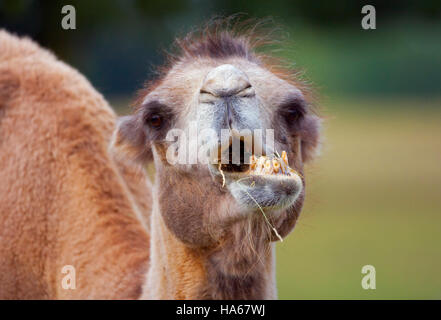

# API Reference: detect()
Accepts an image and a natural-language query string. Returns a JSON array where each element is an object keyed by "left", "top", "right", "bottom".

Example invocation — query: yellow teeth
[
  {"left": 249, "top": 155, "right": 256, "bottom": 170},
  {"left": 248, "top": 151, "right": 294, "bottom": 176},
  {"left": 281, "top": 151, "right": 288, "bottom": 165},
  {"left": 255, "top": 156, "right": 266, "bottom": 174},
  {"left": 272, "top": 159, "right": 280, "bottom": 173},
  {"left": 263, "top": 160, "right": 271, "bottom": 174}
]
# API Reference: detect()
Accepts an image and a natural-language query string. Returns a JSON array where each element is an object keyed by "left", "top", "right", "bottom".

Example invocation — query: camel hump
[
  {"left": 0, "top": 30, "right": 38, "bottom": 105},
  {"left": 0, "top": 29, "right": 54, "bottom": 62},
  {"left": 0, "top": 69, "right": 19, "bottom": 106},
  {"left": 0, "top": 30, "right": 151, "bottom": 298},
  {"left": 0, "top": 29, "right": 114, "bottom": 131}
]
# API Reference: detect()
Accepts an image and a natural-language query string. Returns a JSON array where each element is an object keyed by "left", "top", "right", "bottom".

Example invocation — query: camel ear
[
  {"left": 299, "top": 114, "right": 321, "bottom": 163},
  {"left": 111, "top": 115, "right": 153, "bottom": 162}
]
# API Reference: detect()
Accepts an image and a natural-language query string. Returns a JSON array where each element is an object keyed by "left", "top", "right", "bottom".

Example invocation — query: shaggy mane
[
  {"left": 174, "top": 17, "right": 269, "bottom": 62},
  {"left": 135, "top": 16, "right": 315, "bottom": 111}
]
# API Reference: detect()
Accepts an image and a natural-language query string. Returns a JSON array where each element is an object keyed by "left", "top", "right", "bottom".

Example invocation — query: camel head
[{"left": 113, "top": 21, "right": 321, "bottom": 251}]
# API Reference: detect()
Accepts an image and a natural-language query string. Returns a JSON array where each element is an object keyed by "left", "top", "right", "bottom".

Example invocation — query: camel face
[
  {"left": 199, "top": 63, "right": 305, "bottom": 212},
  {"left": 147, "top": 60, "right": 305, "bottom": 207},
  {"left": 115, "top": 29, "right": 320, "bottom": 247}
]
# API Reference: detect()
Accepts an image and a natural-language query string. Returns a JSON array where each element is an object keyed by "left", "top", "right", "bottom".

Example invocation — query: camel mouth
[
  {"left": 216, "top": 137, "right": 253, "bottom": 174},
  {"left": 226, "top": 153, "right": 303, "bottom": 212},
  {"left": 207, "top": 135, "right": 302, "bottom": 210},
  {"left": 210, "top": 137, "right": 300, "bottom": 184},
  {"left": 213, "top": 134, "right": 295, "bottom": 177}
]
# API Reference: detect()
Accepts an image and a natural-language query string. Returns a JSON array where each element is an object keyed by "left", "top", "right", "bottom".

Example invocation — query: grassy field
[
  {"left": 276, "top": 97, "right": 441, "bottom": 299},
  {"left": 113, "top": 97, "right": 441, "bottom": 299}
]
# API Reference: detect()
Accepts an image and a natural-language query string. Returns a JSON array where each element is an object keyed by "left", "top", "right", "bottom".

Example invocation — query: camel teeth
[
  {"left": 255, "top": 157, "right": 265, "bottom": 174},
  {"left": 264, "top": 159, "right": 272, "bottom": 174},
  {"left": 248, "top": 152, "right": 292, "bottom": 176},
  {"left": 272, "top": 159, "right": 280, "bottom": 173},
  {"left": 281, "top": 151, "right": 288, "bottom": 165},
  {"left": 257, "top": 157, "right": 266, "bottom": 167},
  {"left": 249, "top": 155, "right": 256, "bottom": 170},
  {"left": 280, "top": 161, "right": 286, "bottom": 174}
]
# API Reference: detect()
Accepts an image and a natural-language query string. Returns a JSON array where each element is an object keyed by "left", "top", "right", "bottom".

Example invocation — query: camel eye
[
  {"left": 279, "top": 98, "right": 306, "bottom": 130},
  {"left": 281, "top": 106, "right": 303, "bottom": 129},
  {"left": 285, "top": 109, "right": 300, "bottom": 122},
  {"left": 141, "top": 101, "right": 173, "bottom": 134},
  {"left": 147, "top": 114, "right": 162, "bottom": 128}
]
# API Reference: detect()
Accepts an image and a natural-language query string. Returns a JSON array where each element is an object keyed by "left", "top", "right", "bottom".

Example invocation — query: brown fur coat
[{"left": 0, "top": 30, "right": 151, "bottom": 299}]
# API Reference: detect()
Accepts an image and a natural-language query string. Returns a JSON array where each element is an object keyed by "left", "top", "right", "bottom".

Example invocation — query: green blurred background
[{"left": 1, "top": 0, "right": 440, "bottom": 299}]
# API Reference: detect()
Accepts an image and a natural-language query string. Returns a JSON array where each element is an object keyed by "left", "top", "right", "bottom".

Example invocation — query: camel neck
[{"left": 141, "top": 208, "right": 277, "bottom": 299}]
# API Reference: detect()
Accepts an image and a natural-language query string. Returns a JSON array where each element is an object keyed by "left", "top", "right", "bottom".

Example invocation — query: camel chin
[{"left": 229, "top": 173, "right": 303, "bottom": 212}]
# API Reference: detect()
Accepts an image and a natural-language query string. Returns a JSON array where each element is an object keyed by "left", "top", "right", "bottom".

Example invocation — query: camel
[{"left": 0, "top": 20, "right": 320, "bottom": 299}]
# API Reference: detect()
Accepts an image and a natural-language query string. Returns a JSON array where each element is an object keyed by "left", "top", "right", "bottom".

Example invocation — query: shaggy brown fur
[{"left": 0, "top": 30, "right": 152, "bottom": 299}]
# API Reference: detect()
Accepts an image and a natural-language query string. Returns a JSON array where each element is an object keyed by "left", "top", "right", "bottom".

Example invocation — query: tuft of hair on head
[
  {"left": 173, "top": 15, "right": 276, "bottom": 63},
  {"left": 134, "top": 14, "right": 313, "bottom": 107}
]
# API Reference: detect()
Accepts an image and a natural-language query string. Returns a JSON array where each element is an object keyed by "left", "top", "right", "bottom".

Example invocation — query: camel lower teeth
[{"left": 249, "top": 151, "right": 293, "bottom": 176}]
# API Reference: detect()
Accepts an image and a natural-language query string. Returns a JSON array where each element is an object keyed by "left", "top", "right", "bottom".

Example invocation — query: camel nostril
[{"left": 200, "top": 89, "right": 212, "bottom": 95}]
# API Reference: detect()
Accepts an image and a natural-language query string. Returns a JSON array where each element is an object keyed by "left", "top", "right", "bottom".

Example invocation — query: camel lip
[{"left": 227, "top": 169, "right": 304, "bottom": 213}]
